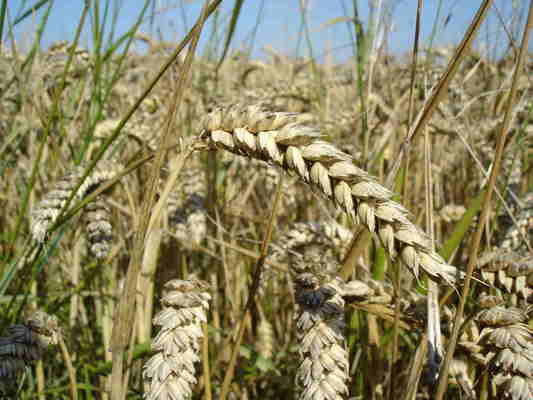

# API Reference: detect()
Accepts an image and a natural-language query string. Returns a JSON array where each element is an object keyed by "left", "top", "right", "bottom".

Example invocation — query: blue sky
[{"left": 6, "top": 1, "right": 530, "bottom": 62}]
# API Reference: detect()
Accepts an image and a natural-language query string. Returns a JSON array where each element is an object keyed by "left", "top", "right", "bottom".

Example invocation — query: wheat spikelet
[
  {"left": 0, "top": 311, "right": 60, "bottom": 393},
  {"left": 341, "top": 279, "right": 395, "bottom": 305},
  {"left": 143, "top": 279, "right": 211, "bottom": 400},
  {"left": 83, "top": 195, "right": 113, "bottom": 259},
  {"left": 200, "top": 104, "right": 461, "bottom": 286},
  {"left": 293, "top": 274, "right": 348, "bottom": 400},
  {"left": 30, "top": 160, "right": 121, "bottom": 243}
]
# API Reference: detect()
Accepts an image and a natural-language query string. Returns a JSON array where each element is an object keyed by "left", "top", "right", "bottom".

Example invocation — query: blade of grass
[
  {"left": 0, "top": 0, "right": 53, "bottom": 100},
  {"left": 78, "top": 1, "right": 152, "bottom": 163},
  {"left": 0, "top": 0, "right": 7, "bottom": 51},
  {"left": 217, "top": 0, "right": 245, "bottom": 68},
  {"left": 351, "top": 0, "right": 369, "bottom": 163},
  {"left": 12, "top": 0, "right": 51, "bottom": 25},
  {"left": 439, "top": 190, "right": 485, "bottom": 261},
  {"left": 434, "top": 2, "right": 533, "bottom": 398}
]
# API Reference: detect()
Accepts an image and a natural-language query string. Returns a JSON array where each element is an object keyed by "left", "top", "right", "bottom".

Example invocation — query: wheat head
[
  {"left": 199, "top": 103, "right": 462, "bottom": 286},
  {"left": 143, "top": 279, "right": 211, "bottom": 400}
]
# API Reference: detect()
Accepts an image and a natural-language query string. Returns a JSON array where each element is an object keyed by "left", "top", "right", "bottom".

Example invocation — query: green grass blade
[
  {"left": 218, "top": 0, "right": 246, "bottom": 67},
  {"left": 0, "top": 0, "right": 7, "bottom": 51},
  {"left": 12, "top": 0, "right": 51, "bottom": 25},
  {"left": 439, "top": 190, "right": 485, "bottom": 262}
]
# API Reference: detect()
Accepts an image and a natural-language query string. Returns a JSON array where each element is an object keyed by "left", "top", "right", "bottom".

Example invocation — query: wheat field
[{"left": 0, "top": 1, "right": 532, "bottom": 399}]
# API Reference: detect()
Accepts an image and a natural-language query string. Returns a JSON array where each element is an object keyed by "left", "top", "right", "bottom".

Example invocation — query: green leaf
[
  {"left": 255, "top": 356, "right": 275, "bottom": 372},
  {"left": 439, "top": 190, "right": 485, "bottom": 261},
  {"left": 239, "top": 344, "right": 252, "bottom": 359}
]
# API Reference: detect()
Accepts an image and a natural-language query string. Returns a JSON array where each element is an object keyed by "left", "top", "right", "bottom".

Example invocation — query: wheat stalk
[
  {"left": 30, "top": 104, "right": 463, "bottom": 286},
  {"left": 199, "top": 103, "right": 462, "bottom": 286}
]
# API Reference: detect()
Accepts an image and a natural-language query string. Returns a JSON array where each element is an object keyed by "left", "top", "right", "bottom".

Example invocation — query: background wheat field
[{"left": 0, "top": 1, "right": 532, "bottom": 399}]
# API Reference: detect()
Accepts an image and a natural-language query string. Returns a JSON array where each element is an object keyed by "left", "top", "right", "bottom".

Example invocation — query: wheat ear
[
  {"left": 31, "top": 161, "right": 121, "bottom": 243},
  {"left": 293, "top": 274, "right": 348, "bottom": 400},
  {"left": 83, "top": 195, "right": 113, "bottom": 259},
  {"left": 200, "top": 104, "right": 461, "bottom": 286},
  {"left": 143, "top": 279, "right": 211, "bottom": 400},
  {"left": 476, "top": 307, "right": 532, "bottom": 400},
  {"left": 0, "top": 311, "right": 60, "bottom": 392}
]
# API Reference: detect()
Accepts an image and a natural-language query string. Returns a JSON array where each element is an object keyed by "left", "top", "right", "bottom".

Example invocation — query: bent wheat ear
[
  {"left": 30, "top": 161, "right": 120, "bottom": 243},
  {"left": 200, "top": 104, "right": 462, "bottom": 286},
  {"left": 143, "top": 279, "right": 211, "bottom": 400},
  {"left": 30, "top": 161, "right": 121, "bottom": 243}
]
